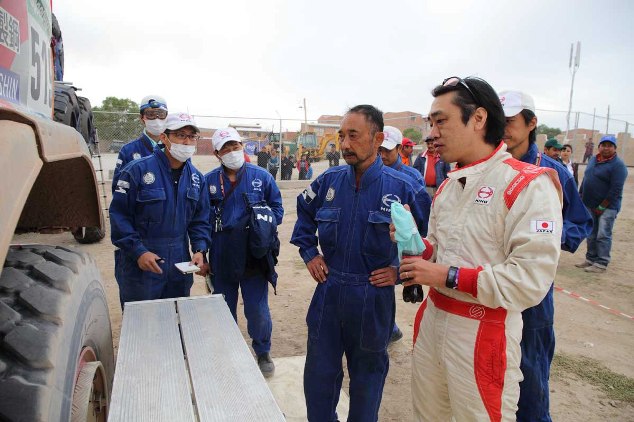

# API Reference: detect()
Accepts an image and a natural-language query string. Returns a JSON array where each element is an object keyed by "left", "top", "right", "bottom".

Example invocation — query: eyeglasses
[
  {"left": 143, "top": 109, "right": 168, "bottom": 120},
  {"left": 167, "top": 131, "right": 200, "bottom": 141},
  {"left": 442, "top": 76, "right": 481, "bottom": 106}
]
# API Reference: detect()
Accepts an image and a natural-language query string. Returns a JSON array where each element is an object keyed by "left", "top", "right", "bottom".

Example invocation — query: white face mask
[
  {"left": 221, "top": 150, "right": 245, "bottom": 170},
  {"left": 145, "top": 118, "right": 167, "bottom": 136},
  {"left": 169, "top": 143, "right": 196, "bottom": 162}
]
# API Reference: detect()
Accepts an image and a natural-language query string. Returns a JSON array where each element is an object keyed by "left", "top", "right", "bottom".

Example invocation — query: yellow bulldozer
[{"left": 296, "top": 132, "right": 339, "bottom": 162}]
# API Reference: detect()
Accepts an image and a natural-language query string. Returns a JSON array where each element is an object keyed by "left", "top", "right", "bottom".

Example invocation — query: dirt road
[{"left": 12, "top": 154, "right": 633, "bottom": 420}]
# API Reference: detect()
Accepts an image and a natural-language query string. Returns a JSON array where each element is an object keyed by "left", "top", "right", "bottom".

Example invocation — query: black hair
[
  {"left": 347, "top": 104, "right": 384, "bottom": 136},
  {"left": 563, "top": 143, "right": 573, "bottom": 152},
  {"left": 519, "top": 109, "right": 537, "bottom": 144},
  {"left": 431, "top": 77, "right": 505, "bottom": 146}
]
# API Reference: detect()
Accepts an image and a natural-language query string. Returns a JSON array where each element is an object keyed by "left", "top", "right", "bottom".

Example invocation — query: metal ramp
[{"left": 108, "top": 295, "right": 285, "bottom": 421}]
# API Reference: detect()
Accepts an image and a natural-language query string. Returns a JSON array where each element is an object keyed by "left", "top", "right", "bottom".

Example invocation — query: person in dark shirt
[
  {"left": 257, "top": 146, "right": 271, "bottom": 169},
  {"left": 325, "top": 144, "right": 341, "bottom": 167},
  {"left": 281, "top": 154, "right": 294, "bottom": 180}
]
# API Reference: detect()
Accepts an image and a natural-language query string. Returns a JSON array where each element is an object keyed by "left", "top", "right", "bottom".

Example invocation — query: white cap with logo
[
  {"left": 212, "top": 127, "right": 242, "bottom": 151},
  {"left": 498, "top": 91, "right": 535, "bottom": 117},
  {"left": 165, "top": 113, "right": 199, "bottom": 132},
  {"left": 381, "top": 126, "right": 403, "bottom": 150}
]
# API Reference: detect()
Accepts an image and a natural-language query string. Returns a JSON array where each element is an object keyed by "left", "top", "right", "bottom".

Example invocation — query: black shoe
[
  {"left": 389, "top": 328, "right": 403, "bottom": 344},
  {"left": 257, "top": 353, "right": 275, "bottom": 378}
]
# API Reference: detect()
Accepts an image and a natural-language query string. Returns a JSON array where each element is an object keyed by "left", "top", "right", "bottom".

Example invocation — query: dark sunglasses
[{"left": 442, "top": 76, "right": 481, "bottom": 106}]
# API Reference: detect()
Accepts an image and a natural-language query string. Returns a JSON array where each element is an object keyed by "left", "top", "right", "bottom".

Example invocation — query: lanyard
[{"left": 215, "top": 169, "right": 243, "bottom": 232}]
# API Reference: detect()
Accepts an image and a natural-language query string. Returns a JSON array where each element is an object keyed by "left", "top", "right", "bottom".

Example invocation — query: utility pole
[
  {"left": 591, "top": 107, "right": 596, "bottom": 139},
  {"left": 302, "top": 98, "right": 308, "bottom": 133},
  {"left": 563, "top": 42, "right": 581, "bottom": 143},
  {"left": 606, "top": 105, "right": 610, "bottom": 134},
  {"left": 275, "top": 110, "right": 282, "bottom": 182}
]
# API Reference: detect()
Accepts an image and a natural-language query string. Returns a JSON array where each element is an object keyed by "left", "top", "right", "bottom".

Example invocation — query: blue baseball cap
[{"left": 599, "top": 135, "right": 617, "bottom": 147}]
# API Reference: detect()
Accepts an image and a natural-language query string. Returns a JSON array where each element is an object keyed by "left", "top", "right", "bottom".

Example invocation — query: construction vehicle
[
  {"left": 296, "top": 132, "right": 339, "bottom": 161},
  {"left": 0, "top": 3, "right": 113, "bottom": 421}
]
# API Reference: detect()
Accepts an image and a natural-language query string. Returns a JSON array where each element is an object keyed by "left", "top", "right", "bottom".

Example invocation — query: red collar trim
[{"left": 451, "top": 142, "right": 503, "bottom": 172}]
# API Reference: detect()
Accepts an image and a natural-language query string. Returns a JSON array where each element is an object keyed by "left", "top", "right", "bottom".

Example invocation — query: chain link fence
[
  {"left": 536, "top": 109, "right": 632, "bottom": 166},
  {"left": 93, "top": 109, "right": 633, "bottom": 166}
]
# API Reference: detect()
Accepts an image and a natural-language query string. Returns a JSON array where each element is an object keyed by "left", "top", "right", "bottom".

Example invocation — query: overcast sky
[{"left": 54, "top": 0, "right": 633, "bottom": 134}]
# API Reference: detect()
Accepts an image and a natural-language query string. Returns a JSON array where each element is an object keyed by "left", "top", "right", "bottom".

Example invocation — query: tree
[
  {"left": 403, "top": 127, "right": 423, "bottom": 143},
  {"left": 537, "top": 124, "right": 562, "bottom": 139},
  {"left": 92, "top": 97, "right": 143, "bottom": 141}
]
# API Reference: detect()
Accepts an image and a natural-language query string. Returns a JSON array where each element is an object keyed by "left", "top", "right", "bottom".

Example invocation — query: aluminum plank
[
  {"left": 178, "top": 295, "right": 285, "bottom": 421},
  {"left": 108, "top": 300, "right": 195, "bottom": 422}
]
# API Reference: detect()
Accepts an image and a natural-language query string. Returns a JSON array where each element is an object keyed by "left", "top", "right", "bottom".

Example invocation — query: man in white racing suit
[{"left": 398, "top": 76, "right": 563, "bottom": 421}]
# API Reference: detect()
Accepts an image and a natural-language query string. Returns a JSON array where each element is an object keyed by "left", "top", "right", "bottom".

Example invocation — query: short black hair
[
  {"left": 563, "top": 143, "right": 573, "bottom": 152},
  {"left": 519, "top": 109, "right": 537, "bottom": 144},
  {"left": 431, "top": 77, "right": 505, "bottom": 146},
  {"left": 347, "top": 104, "right": 384, "bottom": 136}
]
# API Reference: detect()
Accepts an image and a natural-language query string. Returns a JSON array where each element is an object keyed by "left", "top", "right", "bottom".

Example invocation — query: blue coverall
[
  {"left": 110, "top": 147, "right": 211, "bottom": 307},
  {"left": 291, "top": 156, "right": 430, "bottom": 422},
  {"left": 112, "top": 131, "right": 157, "bottom": 193},
  {"left": 517, "top": 142, "right": 592, "bottom": 422},
  {"left": 204, "top": 163, "right": 283, "bottom": 356}
]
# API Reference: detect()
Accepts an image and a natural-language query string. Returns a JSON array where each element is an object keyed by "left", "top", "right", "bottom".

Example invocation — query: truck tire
[
  {"left": 72, "top": 226, "right": 106, "bottom": 244},
  {"left": 77, "top": 96, "right": 97, "bottom": 155},
  {"left": 0, "top": 245, "right": 114, "bottom": 422},
  {"left": 53, "top": 84, "right": 81, "bottom": 133}
]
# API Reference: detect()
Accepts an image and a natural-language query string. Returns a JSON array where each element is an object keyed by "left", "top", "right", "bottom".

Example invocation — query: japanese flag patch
[{"left": 530, "top": 220, "right": 555, "bottom": 234}]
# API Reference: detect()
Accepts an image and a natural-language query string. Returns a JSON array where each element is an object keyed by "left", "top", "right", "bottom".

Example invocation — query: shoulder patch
[{"left": 503, "top": 158, "right": 561, "bottom": 209}]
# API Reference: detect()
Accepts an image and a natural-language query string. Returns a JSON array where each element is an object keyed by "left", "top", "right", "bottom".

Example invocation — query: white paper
[{"left": 175, "top": 262, "right": 200, "bottom": 274}]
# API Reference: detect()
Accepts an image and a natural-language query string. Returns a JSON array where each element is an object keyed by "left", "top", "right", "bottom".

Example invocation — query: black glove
[{"left": 403, "top": 284, "right": 424, "bottom": 303}]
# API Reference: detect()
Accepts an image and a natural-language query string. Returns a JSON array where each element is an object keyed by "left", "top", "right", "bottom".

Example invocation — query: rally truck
[{"left": 0, "top": 2, "right": 113, "bottom": 420}]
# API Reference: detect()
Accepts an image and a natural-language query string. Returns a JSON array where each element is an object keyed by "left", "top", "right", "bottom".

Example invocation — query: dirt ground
[{"left": 12, "top": 154, "right": 633, "bottom": 421}]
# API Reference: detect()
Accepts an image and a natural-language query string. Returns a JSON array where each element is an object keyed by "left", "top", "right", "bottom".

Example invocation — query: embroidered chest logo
[
  {"left": 209, "top": 185, "right": 217, "bottom": 194},
  {"left": 252, "top": 178, "right": 262, "bottom": 191},
  {"left": 530, "top": 220, "right": 555, "bottom": 234},
  {"left": 468, "top": 305, "right": 485, "bottom": 319},
  {"left": 326, "top": 187, "right": 335, "bottom": 201},
  {"left": 474, "top": 186, "right": 495, "bottom": 205},
  {"left": 192, "top": 174, "right": 201, "bottom": 188},
  {"left": 143, "top": 172, "right": 155, "bottom": 185},
  {"left": 381, "top": 194, "right": 401, "bottom": 212},
  {"left": 132, "top": 152, "right": 141, "bottom": 160}
]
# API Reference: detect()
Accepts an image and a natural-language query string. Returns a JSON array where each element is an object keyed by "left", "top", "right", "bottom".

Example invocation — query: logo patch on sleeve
[
  {"left": 301, "top": 187, "right": 316, "bottom": 204},
  {"left": 531, "top": 220, "right": 555, "bottom": 233},
  {"left": 474, "top": 186, "right": 495, "bottom": 205}
]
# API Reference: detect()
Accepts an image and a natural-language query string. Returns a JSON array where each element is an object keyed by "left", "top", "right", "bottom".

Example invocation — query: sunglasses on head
[{"left": 442, "top": 76, "right": 481, "bottom": 106}]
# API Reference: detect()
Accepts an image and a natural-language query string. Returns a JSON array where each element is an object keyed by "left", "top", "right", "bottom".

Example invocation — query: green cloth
[{"left": 390, "top": 202, "right": 425, "bottom": 261}]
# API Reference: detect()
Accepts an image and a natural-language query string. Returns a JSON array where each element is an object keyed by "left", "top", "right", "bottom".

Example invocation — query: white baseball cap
[
  {"left": 498, "top": 90, "right": 535, "bottom": 117},
  {"left": 212, "top": 127, "right": 242, "bottom": 151},
  {"left": 381, "top": 126, "right": 402, "bottom": 150},
  {"left": 165, "top": 113, "right": 199, "bottom": 132},
  {"left": 140, "top": 95, "right": 167, "bottom": 112}
]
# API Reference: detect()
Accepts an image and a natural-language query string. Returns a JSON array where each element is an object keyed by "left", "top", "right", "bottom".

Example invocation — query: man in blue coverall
[
  {"left": 379, "top": 125, "right": 432, "bottom": 340},
  {"left": 499, "top": 90, "right": 593, "bottom": 422},
  {"left": 291, "top": 105, "right": 430, "bottom": 421},
  {"left": 112, "top": 95, "right": 169, "bottom": 192},
  {"left": 110, "top": 112, "right": 211, "bottom": 307},
  {"left": 200, "top": 127, "right": 283, "bottom": 377}
]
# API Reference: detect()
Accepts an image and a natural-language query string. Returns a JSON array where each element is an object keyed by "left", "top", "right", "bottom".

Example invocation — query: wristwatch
[
  {"left": 446, "top": 266, "right": 459, "bottom": 289},
  {"left": 193, "top": 249, "right": 206, "bottom": 255}
]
